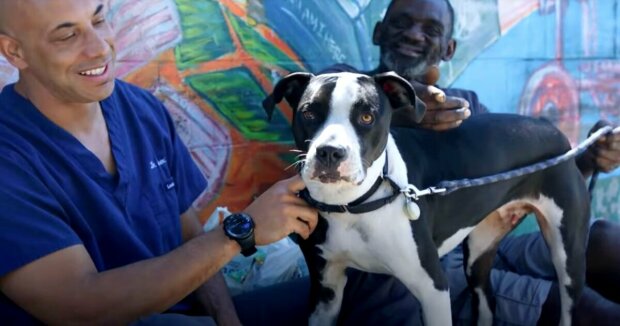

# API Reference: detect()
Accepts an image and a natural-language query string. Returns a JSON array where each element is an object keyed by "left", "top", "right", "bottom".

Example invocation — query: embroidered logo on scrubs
[
  {"left": 149, "top": 158, "right": 168, "bottom": 170},
  {"left": 150, "top": 157, "right": 176, "bottom": 191}
]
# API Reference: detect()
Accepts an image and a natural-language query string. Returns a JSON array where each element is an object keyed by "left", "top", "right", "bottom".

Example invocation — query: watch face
[{"left": 225, "top": 214, "right": 254, "bottom": 238}]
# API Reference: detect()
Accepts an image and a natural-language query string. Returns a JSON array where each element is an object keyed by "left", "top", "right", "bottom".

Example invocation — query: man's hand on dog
[
  {"left": 409, "top": 66, "right": 471, "bottom": 131},
  {"left": 244, "top": 175, "right": 318, "bottom": 245},
  {"left": 578, "top": 120, "right": 620, "bottom": 177},
  {"left": 592, "top": 125, "right": 620, "bottom": 173},
  {"left": 416, "top": 88, "right": 471, "bottom": 131}
]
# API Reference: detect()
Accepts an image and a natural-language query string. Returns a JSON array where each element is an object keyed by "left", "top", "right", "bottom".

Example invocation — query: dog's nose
[{"left": 316, "top": 145, "right": 347, "bottom": 167}]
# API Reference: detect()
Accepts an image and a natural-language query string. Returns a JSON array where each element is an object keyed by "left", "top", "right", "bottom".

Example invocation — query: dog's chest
[{"left": 317, "top": 198, "right": 418, "bottom": 273}]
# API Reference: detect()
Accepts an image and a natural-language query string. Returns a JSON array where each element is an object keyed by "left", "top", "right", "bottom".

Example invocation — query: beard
[{"left": 380, "top": 47, "right": 442, "bottom": 82}]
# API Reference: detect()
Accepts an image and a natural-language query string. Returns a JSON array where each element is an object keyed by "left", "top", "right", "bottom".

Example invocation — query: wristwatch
[{"left": 223, "top": 212, "right": 257, "bottom": 257}]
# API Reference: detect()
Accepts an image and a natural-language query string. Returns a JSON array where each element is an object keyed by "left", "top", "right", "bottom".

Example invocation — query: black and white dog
[{"left": 263, "top": 72, "right": 589, "bottom": 326}]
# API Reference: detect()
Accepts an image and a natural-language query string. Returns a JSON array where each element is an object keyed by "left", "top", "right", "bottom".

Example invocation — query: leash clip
[{"left": 401, "top": 184, "right": 447, "bottom": 200}]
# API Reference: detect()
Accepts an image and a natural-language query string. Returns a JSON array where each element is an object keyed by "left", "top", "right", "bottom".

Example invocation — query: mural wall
[{"left": 0, "top": 0, "right": 618, "bottom": 221}]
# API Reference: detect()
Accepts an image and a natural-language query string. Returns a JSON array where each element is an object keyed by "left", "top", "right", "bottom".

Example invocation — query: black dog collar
[{"left": 299, "top": 154, "right": 402, "bottom": 214}]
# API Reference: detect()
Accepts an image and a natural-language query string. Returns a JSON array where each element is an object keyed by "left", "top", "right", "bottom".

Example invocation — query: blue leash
[{"left": 427, "top": 126, "right": 617, "bottom": 196}]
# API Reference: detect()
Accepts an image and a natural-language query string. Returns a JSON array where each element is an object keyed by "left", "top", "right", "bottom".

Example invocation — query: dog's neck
[{"left": 304, "top": 135, "right": 409, "bottom": 207}]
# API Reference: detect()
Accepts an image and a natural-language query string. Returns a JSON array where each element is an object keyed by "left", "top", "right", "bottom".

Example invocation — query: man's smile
[
  {"left": 78, "top": 64, "right": 107, "bottom": 76},
  {"left": 394, "top": 43, "right": 425, "bottom": 58}
]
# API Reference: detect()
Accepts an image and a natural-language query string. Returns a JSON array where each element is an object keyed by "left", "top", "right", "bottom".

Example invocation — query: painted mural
[{"left": 0, "top": 0, "right": 618, "bottom": 222}]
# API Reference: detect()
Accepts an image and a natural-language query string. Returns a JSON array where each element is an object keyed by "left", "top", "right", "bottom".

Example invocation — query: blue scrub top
[{"left": 0, "top": 80, "right": 208, "bottom": 323}]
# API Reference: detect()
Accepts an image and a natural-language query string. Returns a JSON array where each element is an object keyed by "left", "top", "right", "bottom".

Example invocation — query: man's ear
[
  {"left": 442, "top": 38, "right": 457, "bottom": 61},
  {"left": 262, "top": 72, "right": 314, "bottom": 121},
  {"left": 374, "top": 72, "right": 426, "bottom": 124},
  {"left": 0, "top": 34, "right": 26, "bottom": 69},
  {"left": 372, "top": 21, "right": 383, "bottom": 46}
]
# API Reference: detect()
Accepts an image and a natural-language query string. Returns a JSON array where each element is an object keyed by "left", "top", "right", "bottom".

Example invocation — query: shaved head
[
  {"left": 0, "top": 0, "right": 115, "bottom": 104},
  {"left": 0, "top": 0, "right": 62, "bottom": 35},
  {"left": 0, "top": 0, "right": 31, "bottom": 35},
  {"left": 0, "top": 0, "right": 9, "bottom": 33}
]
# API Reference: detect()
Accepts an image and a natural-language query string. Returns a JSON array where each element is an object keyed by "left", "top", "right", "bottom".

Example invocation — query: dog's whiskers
[
  {"left": 289, "top": 149, "right": 307, "bottom": 160},
  {"left": 285, "top": 159, "right": 307, "bottom": 171}
]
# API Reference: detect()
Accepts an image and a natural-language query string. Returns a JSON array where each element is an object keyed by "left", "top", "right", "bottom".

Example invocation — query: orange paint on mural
[
  {"left": 498, "top": 0, "right": 539, "bottom": 34},
  {"left": 158, "top": 50, "right": 185, "bottom": 87},
  {"left": 220, "top": 0, "right": 246, "bottom": 18},
  {"left": 198, "top": 141, "right": 296, "bottom": 223}
]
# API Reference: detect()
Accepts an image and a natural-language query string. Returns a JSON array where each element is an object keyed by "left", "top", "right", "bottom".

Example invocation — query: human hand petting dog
[
  {"left": 244, "top": 175, "right": 318, "bottom": 245},
  {"left": 409, "top": 66, "right": 471, "bottom": 131}
]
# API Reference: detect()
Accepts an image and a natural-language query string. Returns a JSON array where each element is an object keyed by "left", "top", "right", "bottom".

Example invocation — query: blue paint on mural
[
  {"left": 0, "top": 0, "right": 618, "bottom": 219},
  {"left": 263, "top": 0, "right": 390, "bottom": 72}
]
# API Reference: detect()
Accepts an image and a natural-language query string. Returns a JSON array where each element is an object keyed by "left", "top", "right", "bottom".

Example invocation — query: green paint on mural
[
  {"left": 186, "top": 68, "right": 293, "bottom": 142},
  {"left": 174, "top": 0, "right": 234, "bottom": 70},
  {"left": 278, "top": 151, "right": 299, "bottom": 165},
  {"left": 510, "top": 215, "right": 539, "bottom": 236},
  {"left": 591, "top": 175, "right": 620, "bottom": 222},
  {"left": 225, "top": 11, "right": 302, "bottom": 72}
]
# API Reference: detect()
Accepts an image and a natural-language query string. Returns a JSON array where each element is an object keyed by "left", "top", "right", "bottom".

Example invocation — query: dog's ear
[
  {"left": 262, "top": 72, "right": 314, "bottom": 120},
  {"left": 374, "top": 71, "right": 427, "bottom": 124}
]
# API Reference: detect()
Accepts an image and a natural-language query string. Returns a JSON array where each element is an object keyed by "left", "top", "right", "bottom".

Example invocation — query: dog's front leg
[
  {"left": 393, "top": 220, "right": 452, "bottom": 326},
  {"left": 394, "top": 262, "right": 451, "bottom": 326},
  {"left": 309, "top": 261, "right": 347, "bottom": 326}
]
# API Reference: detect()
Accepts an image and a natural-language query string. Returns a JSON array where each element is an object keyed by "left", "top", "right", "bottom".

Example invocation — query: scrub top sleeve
[{"left": 0, "top": 150, "right": 81, "bottom": 277}]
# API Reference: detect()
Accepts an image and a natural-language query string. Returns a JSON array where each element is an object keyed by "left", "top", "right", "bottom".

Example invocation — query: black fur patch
[
  {"left": 293, "top": 76, "right": 338, "bottom": 151},
  {"left": 350, "top": 76, "right": 391, "bottom": 170},
  {"left": 319, "top": 286, "right": 336, "bottom": 303}
]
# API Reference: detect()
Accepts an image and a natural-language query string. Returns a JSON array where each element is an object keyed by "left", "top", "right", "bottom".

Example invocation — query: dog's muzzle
[{"left": 311, "top": 145, "right": 350, "bottom": 183}]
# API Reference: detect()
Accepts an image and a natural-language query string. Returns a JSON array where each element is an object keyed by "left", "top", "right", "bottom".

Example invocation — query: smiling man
[
  {"left": 323, "top": 0, "right": 620, "bottom": 325},
  {"left": 0, "top": 0, "right": 318, "bottom": 324},
  {"left": 374, "top": 0, "right": 455, "bottom": 82},
  {"left": 1, "top": 0, "right": 116, "bottom": 111}
]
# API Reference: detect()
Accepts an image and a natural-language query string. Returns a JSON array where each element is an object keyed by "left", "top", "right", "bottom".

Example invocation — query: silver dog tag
[{"left": 404, "top": 198, "right": 420, "bottom": 220}]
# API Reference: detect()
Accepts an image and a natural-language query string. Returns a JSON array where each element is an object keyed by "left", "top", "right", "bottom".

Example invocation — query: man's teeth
[{"left": 79, "top": 66, "right": 106, "bottom": 76}]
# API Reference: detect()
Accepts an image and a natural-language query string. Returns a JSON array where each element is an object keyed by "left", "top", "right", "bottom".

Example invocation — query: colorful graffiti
[
  {"left": 0, "top": 0, "right": 618, "bottom": 221},
  {"left": 452, "top": 0, "right": 620, "bottom": 220}
]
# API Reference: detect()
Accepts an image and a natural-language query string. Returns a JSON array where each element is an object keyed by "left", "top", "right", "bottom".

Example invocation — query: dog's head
[{"left": 263, "top": 72, "right": 423, "bottom": 201}]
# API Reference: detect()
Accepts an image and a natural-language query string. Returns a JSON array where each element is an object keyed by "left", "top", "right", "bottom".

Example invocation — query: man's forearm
[
  {"left": 85, "top": 229, "right": 241, "bottom": 323},
  {"left": 1, "top": 228, "right": 241, "bottom": 325},
  {"left": 196, "top": 271, "right": 242, "bottom": 326}
]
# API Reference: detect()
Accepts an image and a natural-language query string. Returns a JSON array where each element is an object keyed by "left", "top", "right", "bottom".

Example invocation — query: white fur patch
[
  {"left": 313, "top": 137, "right": 451, "bottom": 326},
  {"left": 309, "top": 262, "right": 347, "bottom": 326},
  {"left": 437, "top": 226, "right": 475, "bottom": 257},
  {"left": 525, "top": 195, "right": 572, "bottom": 326},
  {"left": 475, "top": 287, "right": 493, "bottom": 326}
]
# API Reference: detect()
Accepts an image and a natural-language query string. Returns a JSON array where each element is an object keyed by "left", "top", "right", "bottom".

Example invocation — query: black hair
[{"left": 384, "top": 0, "right": 455, "bottom": 38}]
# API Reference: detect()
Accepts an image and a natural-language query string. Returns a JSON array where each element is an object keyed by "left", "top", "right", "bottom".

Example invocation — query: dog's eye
[
  {"left": 302, "top": 110, "right": 316, "bottom": 120},
  {"left": 359, "top": 113, "right": 374, "bottom": 125}
]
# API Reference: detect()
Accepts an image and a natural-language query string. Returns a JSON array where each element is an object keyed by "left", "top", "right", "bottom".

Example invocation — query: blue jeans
[{"left": 136, "top": 221, "right": 603, "bottom": 325}]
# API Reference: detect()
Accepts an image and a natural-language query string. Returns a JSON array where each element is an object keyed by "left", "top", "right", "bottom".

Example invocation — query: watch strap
[
  {"left": 238, "top": 236, "right": 257, "bottom": 257},
  {"left": 223, "top": 213, "right": 257, "bottom": 257}
]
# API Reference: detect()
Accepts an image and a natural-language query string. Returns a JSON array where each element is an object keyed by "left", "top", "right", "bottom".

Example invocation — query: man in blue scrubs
[{"left": 0, "top": 0, "right": 318, "bottom": 324}]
